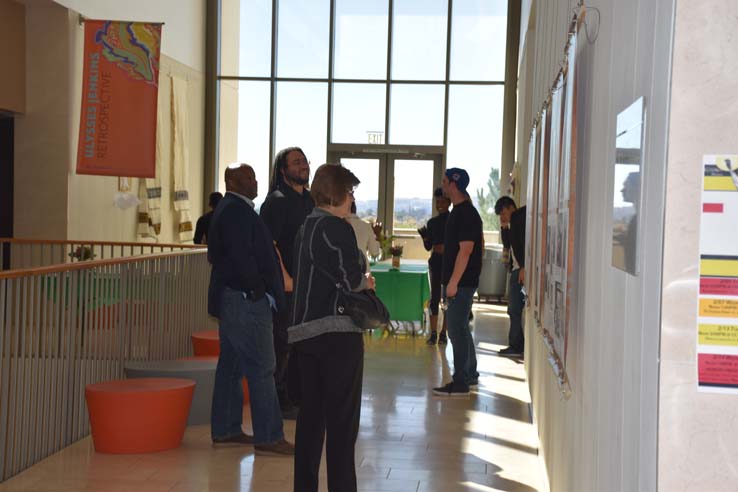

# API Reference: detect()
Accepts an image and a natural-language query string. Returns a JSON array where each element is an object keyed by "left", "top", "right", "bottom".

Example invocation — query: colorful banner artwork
[
  {"left": 697, "top": 155, "right": 738, "bottom": 392},
  {"left": 76, "top": 20, "right": 162, "bottom": 177}
]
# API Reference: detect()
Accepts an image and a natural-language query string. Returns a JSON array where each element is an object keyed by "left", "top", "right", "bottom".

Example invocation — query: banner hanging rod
[{"left": 78, "top": 14, "right": 165, "bottom": 26}]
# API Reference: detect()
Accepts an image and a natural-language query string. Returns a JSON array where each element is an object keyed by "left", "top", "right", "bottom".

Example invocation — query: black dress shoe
[
  {"left": 498, "top": 346, "right": 523, "bottom": 357},
  {"left": 212, "top": 432, "right": 255, "bottom": 446},
  {"left": 255, "top": 439, "right": 296, "bottom": 456}
]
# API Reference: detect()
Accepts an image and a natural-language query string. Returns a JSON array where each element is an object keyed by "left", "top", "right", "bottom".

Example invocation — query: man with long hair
[{"left": 260, "top": 147, "right": 314, "bottom": 419}]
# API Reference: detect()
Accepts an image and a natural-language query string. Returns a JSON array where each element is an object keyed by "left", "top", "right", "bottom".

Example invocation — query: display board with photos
[{"left": 525, "top": 20, "right": 580, "bottom": 396}]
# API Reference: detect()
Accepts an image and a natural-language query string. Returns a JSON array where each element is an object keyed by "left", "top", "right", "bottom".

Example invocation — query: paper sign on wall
[{"left": 697, "top": 155, "right": 738, "bottom": 392}]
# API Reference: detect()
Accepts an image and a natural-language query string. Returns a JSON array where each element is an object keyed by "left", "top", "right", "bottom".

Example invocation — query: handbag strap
[
  {"left": 309, "top": 258, "right": 347, "bottom": 292},
  {"left": 304, "top": 217, "right": 360, "bottom": 293}
]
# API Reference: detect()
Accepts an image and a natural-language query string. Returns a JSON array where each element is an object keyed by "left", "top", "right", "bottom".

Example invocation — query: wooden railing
[
  {"left": 0, "top": 238, "right": 204, "bottom": 271},
  {"left": 0, "top": 248, "right": 211, "bottom": 481}
]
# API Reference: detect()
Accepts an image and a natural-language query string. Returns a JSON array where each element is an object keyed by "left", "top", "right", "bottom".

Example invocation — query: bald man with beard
[{"left": 207, "top": 163, "right": 295, "bottom": 456}]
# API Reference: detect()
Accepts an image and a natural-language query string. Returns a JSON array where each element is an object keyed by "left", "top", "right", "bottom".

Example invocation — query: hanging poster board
[
  {"left": 76, "top": 20, "right": 162, "bottom": 177},
  {"left": 525, "top": 20, "right": 580, "bottom": 396}
]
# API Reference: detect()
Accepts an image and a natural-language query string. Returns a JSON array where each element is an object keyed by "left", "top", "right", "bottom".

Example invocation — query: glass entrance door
[
  {"left": 327, "top": 149, "right": 443, "bottom": 259},
  {"left": 339, "top": 157, "right": 385, "bottom": 225}
]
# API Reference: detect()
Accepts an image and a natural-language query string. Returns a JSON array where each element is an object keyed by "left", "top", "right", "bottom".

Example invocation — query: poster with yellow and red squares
[{"left": 698, "top": 155, "right": 738, "bottom": 392}]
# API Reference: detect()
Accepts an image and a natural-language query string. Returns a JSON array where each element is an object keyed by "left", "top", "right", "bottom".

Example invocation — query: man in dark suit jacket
[
  {"left": 207, "top": 163, "right": 294, "bottom": 456},
  {"left": 496, "top": 196, "right": 527, "bottom": 357}
]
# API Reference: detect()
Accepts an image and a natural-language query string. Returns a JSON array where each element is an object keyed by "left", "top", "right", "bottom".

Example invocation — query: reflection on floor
[{"left": 0, "top": 303, "right": 544, "bottom": 492}]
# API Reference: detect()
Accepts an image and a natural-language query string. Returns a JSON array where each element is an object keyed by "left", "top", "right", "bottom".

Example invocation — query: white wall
[
  {"left": 52, "top": 0, "right": 206, "bottom": 71},
  {"left": 518, "top": 1, "right": 676, "bottom": 490},
  {"left": 13, "top": 0, "right": 206, "bottom": 243},
  {"left": 659, "top": 2, "right": 738, "bottom": 490}
]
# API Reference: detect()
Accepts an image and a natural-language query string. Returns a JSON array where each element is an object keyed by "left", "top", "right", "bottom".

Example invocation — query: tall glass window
[
  {"left": 334, "top": 0, "right": 388, "bottom": 79},
  {"left": 391, "top": 0, "right": 447, "bottom": 80},
  {"left": 275, "top": 82, "right": 328, "bottom": 165},
  {"left": 332, "top": 83, "right": 387, "bottom": 144},
  {"left": 450, "top": 0, "right": 508, "bottom": 81},
  {"left": 447, "top": 85, "right": 505, "bottom": 228},
  {"left": 219, "top": 0, "right": 272, "bottom": 76},
  {"left": 217, "top": 0, "right": 510, "bottom": 230},
  {"left": 389, "top": 84, "right": 445, "bottom": 145},
  {"left": 277, "top": 0, "right": 330, "bottom": 78}
]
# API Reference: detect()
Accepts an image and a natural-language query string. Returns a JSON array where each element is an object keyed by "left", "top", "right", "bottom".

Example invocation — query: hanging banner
[{"left": 76, "top": 20, "right": 162, "bottom": 177}]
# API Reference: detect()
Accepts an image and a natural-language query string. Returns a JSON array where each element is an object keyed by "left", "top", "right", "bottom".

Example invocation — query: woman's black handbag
[{"left": 311, "top": 263, "right": 390, "bottom": 330}]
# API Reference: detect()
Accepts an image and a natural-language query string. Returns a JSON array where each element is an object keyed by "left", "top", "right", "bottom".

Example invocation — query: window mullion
[
  {"left": 442, "top": 0, "right": 453, "bottom": 169},
  {"left": 269, "top": 0, "right": 279, "bottom": 173},
  {"left": 326, "top": 0, "right": 336, "bottom": 150},
  {"left": 384, "top": 0, "right": 394, "bottom": 145}
]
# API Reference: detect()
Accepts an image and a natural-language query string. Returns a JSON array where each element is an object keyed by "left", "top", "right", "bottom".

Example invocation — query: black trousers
[
  {"left": 428, "top": 253, "right": 443, "bottom": 316},
  {"left": 294, "top": 332, "right": 364, "bottom": 492},
  {"left": 273, "top": 292, "right": 296, "bottom": 409}
]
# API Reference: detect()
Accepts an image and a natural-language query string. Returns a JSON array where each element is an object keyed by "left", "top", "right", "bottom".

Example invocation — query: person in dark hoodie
[
  {"left": 289, "top": 163, "right": 374, "bottom": 492},
  {"left": 207, "top": 163, "right": 294, "bottom": 456},
  {"left": 495, "top": 196, "right": 527, "bottom": 358}
]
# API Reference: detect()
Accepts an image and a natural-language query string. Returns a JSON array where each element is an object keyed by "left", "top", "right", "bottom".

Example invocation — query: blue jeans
[
  {"left": 445, "top": 286, "right": 479, "bottom": 387},
  {"left": 508, "top": 269, "right": 526, "bottom": 351},
  {"left": 211, "top": 287, "right": 284, "bottom": 445}
]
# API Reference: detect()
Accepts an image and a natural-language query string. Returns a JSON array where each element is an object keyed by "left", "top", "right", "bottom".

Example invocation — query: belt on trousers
[{"left": 241, "top": 286, "right": 266, "bottom": 301}]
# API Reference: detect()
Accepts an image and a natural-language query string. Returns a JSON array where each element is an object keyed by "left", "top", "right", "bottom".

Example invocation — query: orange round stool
[
  {"left": 191, "top": 329, "right": 220, "bottom": 356},
  {"left": 85, "top": 378, "right": 195, "bottom": 454},
  {"left": 181, "top": 350, "right": 250, "bottom": 405}
]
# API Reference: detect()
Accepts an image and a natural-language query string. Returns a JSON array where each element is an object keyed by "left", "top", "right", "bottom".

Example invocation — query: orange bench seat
[{"left": 85, "top": 378, "right": 194, "bottom": 454}]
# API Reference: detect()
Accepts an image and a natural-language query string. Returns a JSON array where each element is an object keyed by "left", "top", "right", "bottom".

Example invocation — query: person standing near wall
[
  {"left": 193, "top": 191, "right": 223, "bottom": 244},
  {"left": 260, "top": 147, "right": 314, "bottom": 419},
  {"left": 207, "top": 163, "right": 294, "bottom": 455},
  {"left": 418, "top": 187, "right": 451, "bottom": 346},
  {"left": 495, "top": 196, "right": 527, "bottom": 357},
  {"left": 433, "top": 168, "right": 482, "bottom": 397}
]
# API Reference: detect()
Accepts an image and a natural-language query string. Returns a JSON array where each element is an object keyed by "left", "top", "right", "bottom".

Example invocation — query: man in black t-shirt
[
  {"left": 432, "top": 168, "right": 482, "bottom": 398},
  {"left": 260, "top": 147, "right": 315, "bottom": 418}
]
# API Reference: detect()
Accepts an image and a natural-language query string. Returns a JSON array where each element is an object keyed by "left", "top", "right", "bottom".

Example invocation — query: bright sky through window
[{"left": 222, "top": 0, "right": 508, "bottom": 227}]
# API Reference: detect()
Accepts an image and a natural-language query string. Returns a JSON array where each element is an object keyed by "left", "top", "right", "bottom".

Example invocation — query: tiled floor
[{"left": 0, "top": 303, "right": 544, "bottom": 492}]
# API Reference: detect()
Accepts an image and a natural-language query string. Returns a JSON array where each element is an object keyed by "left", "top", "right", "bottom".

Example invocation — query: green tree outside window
[{"left": 475, "top": 167, "right": 501, "bottom": 232}]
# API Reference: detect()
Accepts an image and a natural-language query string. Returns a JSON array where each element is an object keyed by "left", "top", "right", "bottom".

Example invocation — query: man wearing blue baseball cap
[{"left": 432, "top": 167, "right": 482, "bottom": 397}]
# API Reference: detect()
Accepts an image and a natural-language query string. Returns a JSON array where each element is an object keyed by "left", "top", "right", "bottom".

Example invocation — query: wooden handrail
[
  {"left": 0, "top": 237, "right": 204, "bottom": 249},
  {"left": 0, "top": 248, "right": 207, "bottom": 279}
]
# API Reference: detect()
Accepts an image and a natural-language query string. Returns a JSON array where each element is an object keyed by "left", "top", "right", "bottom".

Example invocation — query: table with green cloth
[{"left": 370, "top": 259, "right": 430, "bottom": 323}]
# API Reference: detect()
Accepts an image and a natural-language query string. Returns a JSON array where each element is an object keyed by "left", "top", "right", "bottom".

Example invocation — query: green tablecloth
[
  {"left": 45, "top": 272, "right": 120, "bottom": 310},
  {"left": 370, "top": 260, "right": 430, "bottom": 322}
]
